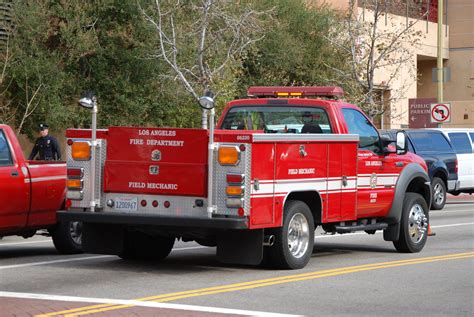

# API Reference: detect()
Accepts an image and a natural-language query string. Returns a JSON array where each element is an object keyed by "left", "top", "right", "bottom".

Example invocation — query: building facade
[{"left": 317, "top": 0, "right": 473, "bottom": 128}]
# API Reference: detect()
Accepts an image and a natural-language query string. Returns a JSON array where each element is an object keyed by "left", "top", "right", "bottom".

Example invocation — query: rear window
[
  {"left": 470, "top": 133, "right": 474, "bottom": 144},
  {"left": 448, "top": 132, "right": 473, "bottom": 154},
  {"left": 220, "top": 106, "right": 332, "bottom": 134},
  {"left": 408, "top": 131, "right": 453, "bottom": 153},
  {"left": 0, "top": 130, "right": 13, "bottom": 166}
]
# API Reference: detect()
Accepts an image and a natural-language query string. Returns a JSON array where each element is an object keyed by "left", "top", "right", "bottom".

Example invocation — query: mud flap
[
  {"left": 383, "top": 223, "right": 400, "bottom": 241},
  {"left": 83, "top": 223, "right": 124, "bottom": 255},
  {"left": 217, "top": 229, "right": 263, "bottom": 265}
]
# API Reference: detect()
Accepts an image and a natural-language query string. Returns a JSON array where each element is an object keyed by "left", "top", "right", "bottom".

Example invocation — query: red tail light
[
  {"left": 226, "top": 174, "right": 244, "bottom": 184},
  {"left": 455, "top": 159, "right": 458, "bottom": 174},
  {"left": 67, "top": 168, "right": 84, "bottom": 178}
]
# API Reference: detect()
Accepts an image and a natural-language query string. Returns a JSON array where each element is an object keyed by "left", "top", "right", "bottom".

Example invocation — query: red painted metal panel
[
  {"left": 106, "top": 127, "right": 208, "bottom": 163},
  {"left": 340, "top": 143, "right": 358, "bottom": 221},
  {"left": 27, "top": 162, "right": 66, "bottom": 226},
  {"left": 104, "top": 161, "right": 206, "bottom": 197},
  {"left": 249, "top": 143, "right": 275, "bottom": 228},
  {"left": 66, "top": 129, "right": 109, "bottom": 139}
]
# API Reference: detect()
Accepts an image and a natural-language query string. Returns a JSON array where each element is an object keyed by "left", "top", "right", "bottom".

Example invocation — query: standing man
[{"left": 28, "top": 123, "right": 61, "bottom": 160}]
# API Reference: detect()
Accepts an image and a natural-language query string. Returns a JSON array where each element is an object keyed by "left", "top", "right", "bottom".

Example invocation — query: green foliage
[
  {"left": 0, "top": 0, "right": 347, "bottom": 137},
  {"left": 239, "top": 0, "right": 342, "bottom": 89}
]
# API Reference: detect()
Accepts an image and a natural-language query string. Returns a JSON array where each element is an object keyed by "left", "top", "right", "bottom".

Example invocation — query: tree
[
  {"left": 139, "top": 0, "right": 272, "bottom": 127},
  {"left": 240, "top": 0, "right": 342, "bottom": 89},
  {"left": 325, "top": 0, "right": 428, "bottom": 123}
]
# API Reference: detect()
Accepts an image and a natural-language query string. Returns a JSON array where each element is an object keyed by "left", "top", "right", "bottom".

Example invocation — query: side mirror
[{"left": 396, "top": 131, "right": 408, "bottom": 155}]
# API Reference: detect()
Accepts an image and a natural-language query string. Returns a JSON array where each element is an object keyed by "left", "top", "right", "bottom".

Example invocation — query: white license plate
[{"left": 114, "top": 197, "right": 138, "bottom": 212}]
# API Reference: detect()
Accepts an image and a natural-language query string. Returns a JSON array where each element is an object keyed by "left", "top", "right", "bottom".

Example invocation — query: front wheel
[
  {"left": 265, "top": 200, "right": 314, "bottom": 269},
  {"left": 431, "top": 177, "right": 446, "bottom": 210},
  {"left": 51, "top": 221, "right": 83, "bottom": 254},
  {"left": 393, "top": 193, "right": 429, "bottom": 253}
]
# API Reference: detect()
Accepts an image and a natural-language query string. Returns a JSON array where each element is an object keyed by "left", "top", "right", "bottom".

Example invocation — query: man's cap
[{"left": 38, "top": 123, "right": 49, "bottom": 131}]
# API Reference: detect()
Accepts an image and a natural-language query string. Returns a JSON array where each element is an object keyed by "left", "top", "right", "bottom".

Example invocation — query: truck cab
[{"left": 59, "top": 86, "right": 431, "bottom": 269}]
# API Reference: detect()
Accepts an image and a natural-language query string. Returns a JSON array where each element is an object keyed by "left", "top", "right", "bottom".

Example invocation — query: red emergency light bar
[{"left": 247, "top": 86, "right": 344, "bottom": 98}]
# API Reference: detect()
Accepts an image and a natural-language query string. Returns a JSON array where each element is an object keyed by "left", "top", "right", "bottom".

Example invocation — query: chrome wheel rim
[
  {"left": 407, "top": 204, "right": 428, "bottom": 244},
  {"left": 69, "top": 222, "right": 82, "bottom": 245},
  {"left": 433, "top": 183, "right": 445, "bottom": 206},
  {"left": 287, "top": 213, "right": 310, "bottom": 258}
]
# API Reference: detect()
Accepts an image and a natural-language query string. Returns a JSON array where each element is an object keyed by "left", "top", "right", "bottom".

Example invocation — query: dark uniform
[{"left": 28, "top": 124, "right": 61, "bottom": 160}]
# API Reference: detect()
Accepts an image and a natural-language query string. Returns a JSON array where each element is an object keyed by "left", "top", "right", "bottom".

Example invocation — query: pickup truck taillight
[{"left": 455, "top": 158, "right": 458, "bottom": 174}]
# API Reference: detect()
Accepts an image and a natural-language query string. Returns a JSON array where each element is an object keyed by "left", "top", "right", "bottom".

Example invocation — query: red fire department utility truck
[{"left": 58, "top": 86, "right": 431, "bottom": 269}]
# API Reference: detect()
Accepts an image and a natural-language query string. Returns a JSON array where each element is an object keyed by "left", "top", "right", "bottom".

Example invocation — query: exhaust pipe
[{"left": 263, "top": 235, "right": 275, "bottom": 247}]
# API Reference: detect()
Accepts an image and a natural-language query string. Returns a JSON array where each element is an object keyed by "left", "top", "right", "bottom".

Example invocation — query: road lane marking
[
  {"left": 0, "top": 255, "right": 112, "bottom": 270},
  {"left": 0, "top": 239, "right": 52, "bottom": 246},
  {"left": 0, "top": 292, "right": 299, "bottom": 317},
  {"left": 37, "top": 252, "right": 474, "bottom": 317},
  {"left": 0, "top": 246, "right": 208, "bottom": 270}
]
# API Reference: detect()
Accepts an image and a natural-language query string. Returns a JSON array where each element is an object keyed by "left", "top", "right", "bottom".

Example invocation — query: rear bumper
[
  {"left": 447, "top": 180, "right": 458, "bottom": 191},
  {"left": 57, "top": 211, "right": 248, "bottom": 230}
]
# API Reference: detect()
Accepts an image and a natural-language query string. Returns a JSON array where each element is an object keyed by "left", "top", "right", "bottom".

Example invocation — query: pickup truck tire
[
  {"left": 431, "top": 177, "right": 446, "bottom": 210},
  {"left": 393, "top": 193, "right": 429, "bottom": 253},
  {"left": 265, "top": 200, "right": 314, "bottom": 269},
  {"left": 119, "top": 231, "right": 174, "bottom": 261},
  {"left": 51, "top": 221, "right": 83, "bottom": 254}
]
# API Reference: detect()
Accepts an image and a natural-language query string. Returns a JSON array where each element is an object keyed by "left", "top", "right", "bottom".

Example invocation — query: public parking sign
[{"left": 430, "top": 103, "right": 451, "bottom": 123}]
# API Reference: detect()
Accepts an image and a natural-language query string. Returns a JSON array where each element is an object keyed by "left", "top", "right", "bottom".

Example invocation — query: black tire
[
  {"left": 431, "top": 177, "right": 446, "bottom": 210},
  {"left": 393, "top": 193, "right": 429, "bottom": 253},
  {"left": 119, "top": 231, "right": 174, "bottom": 261},
  {"left": 264, "top": 200, "right": 314, "bottom": 269},
  {"left": 51, "top": 221, "right": 83, "bottom": 254}
]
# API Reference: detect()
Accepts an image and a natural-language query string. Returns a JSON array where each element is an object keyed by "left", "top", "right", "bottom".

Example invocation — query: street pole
[{"left": 437, "top": 0, "right": 444, "bottom": 128}]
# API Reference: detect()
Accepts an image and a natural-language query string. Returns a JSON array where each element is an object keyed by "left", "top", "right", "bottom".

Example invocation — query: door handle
[{"left": 11, "top": 170, "right": 19, "bottom": 177}]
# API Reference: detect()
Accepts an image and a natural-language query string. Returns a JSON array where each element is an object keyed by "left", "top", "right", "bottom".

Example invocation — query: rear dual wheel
[{"left": 264, "top": 200, "right": 314, "bottom": 269}]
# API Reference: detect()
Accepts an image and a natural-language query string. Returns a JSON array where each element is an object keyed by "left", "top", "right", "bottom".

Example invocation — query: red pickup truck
[
  {"left": 0, "top": 124, "right": 82, "bottom": 254},
  {"left": 59, "top": 86, "right": 431, "bottom": 269}
]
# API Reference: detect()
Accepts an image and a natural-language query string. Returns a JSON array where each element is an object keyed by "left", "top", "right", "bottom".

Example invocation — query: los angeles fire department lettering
[
  {"left": 147, "top": 139, "right": 184, "bottom": 147},
  {"left": 128, "top": 138, "right": 185, "bottom": 147},
  {"left": 138, "top": 129, "right": 177, "bottom": 137}
]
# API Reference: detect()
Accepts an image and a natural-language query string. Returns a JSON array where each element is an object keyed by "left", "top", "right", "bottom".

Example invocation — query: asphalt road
[{"left": 0, "top": 195, "right": 473, "bottom": 317}]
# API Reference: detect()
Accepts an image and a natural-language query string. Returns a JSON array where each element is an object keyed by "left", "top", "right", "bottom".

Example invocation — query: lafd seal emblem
[
  {"left": 370, "top": 173, "right": 377, "bottom": 189},
  {"left": 151, "top": 149, "right": 161, "bottom": 161}
]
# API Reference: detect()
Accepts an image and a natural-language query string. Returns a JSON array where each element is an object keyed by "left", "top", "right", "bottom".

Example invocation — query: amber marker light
[
  {"left": 218, "top": 146, "right": 240, "bottom": 166},
  {"left": 71, "top": 141, "right": 91, "bottom": 160},
  {"left": 226, "top": 186, "right": 244, "bottom": 196},
  {"left": 67, "top": 179, "right": 83, "bottom": 190}
]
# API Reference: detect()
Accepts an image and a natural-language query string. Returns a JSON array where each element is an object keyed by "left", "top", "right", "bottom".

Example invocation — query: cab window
[
  {"left": 220, "top": 106, "right": 332, "bottom": 134},
  {"left": 448, "top": 132, "right": 472, "bottom": 154},
  {"left": 0, "top": 130, "right": 13, "bottom": 166},
  {"left": 408, "top": 131, "right": 453, "bottom": 153},
  {"left": 341, "top": 108, "right": 380, "bottom": 153}
]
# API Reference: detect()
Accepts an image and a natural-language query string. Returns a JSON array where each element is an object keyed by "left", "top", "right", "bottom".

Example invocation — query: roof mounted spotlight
[
  {"left": 199, "top": 90, "right": 215, "bottom": 110},
  {"left": 78, "top": 91, "right": 96, "bottom": 109}
]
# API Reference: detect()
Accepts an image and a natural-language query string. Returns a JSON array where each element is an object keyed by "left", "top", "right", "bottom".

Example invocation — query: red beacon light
[{"left": 247, "top": 86, "right": 344, "bottom": 99}]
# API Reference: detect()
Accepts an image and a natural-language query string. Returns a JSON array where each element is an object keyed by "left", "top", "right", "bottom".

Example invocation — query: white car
[{"left": 431, "top": 128, "right": 474, "bottom": 195}]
